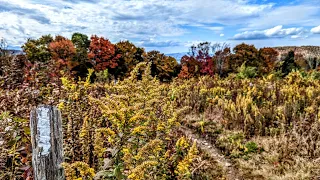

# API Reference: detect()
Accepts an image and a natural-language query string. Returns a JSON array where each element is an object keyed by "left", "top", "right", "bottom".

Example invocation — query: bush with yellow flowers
[
  {"left": 2, "top": 58, "right": 320, "bottom": 179},
  {"left": 173, "top": 71, "right": 320, "bottom": 179},
  {"left": 88, "top": 63, "right": 199, "bottom": 179}
]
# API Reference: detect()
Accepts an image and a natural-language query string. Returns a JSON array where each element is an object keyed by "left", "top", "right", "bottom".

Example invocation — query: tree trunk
[{"left": 30, "top": 105, "right": 65, "bottom": 180}]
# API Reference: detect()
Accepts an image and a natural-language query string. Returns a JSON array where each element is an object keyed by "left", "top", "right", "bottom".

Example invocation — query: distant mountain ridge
[
  {"left": 1, "top": 49, "right": 24, "bottom": 55},
  {"left": 273, "top": 46, "right": 320, "bottom": 58},
  {"left": 167, "top": 46, "right": 320, "bottom": 63}
]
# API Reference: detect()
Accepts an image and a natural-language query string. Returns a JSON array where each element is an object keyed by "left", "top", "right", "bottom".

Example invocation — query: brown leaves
[
  {"left": 259, "top": 47, "right": 279, "bottom": 73},
  {"left": 115, "top": 41, "right": 146, "bottom": 78},
  {"left": 145, "top": 50, "right": 178, "bottom": 81}
]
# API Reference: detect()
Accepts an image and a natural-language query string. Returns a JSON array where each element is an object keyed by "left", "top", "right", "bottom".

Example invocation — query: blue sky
[{"left": 0, "top": 0, "right": 320, "bottom": 53}]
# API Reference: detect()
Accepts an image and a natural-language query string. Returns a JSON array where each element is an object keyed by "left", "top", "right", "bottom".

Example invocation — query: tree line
[
  {"left": 20, "top": 33, "right": 179, "bottom": 83},
  {"left": 1, "top": 33, "right": 320, "bottom": 86}
]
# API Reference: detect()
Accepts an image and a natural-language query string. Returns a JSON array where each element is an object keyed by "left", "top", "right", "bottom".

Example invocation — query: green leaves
[
  {"left": 21, "top": 35, "right": 53, "bottom": 63},
  {"left": 72, "top": 33, "right": 90, "bottom": 51}
]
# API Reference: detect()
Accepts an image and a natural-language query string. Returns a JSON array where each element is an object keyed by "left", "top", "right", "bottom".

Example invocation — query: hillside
[
  {"left": 167, "top": 46, "right": 320, "bottom": 63},
  {"left": 1, "top": 49, "right": 23, "bottom": 56},
  {"left": 273, "top": 46, "right": 320, "bottom": 58}
]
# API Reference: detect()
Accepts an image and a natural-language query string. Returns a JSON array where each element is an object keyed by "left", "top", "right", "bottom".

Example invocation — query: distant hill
[
  {"left": 273, "top": 46, "right": 320, "bottom": 59},
  {"left": 1, "top": 49, "right": 24, "bottom": 56}
]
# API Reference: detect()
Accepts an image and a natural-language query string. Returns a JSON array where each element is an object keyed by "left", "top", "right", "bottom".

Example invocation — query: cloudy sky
[{"left": 0, "top": 0, "right": 320, "bottom": 53}]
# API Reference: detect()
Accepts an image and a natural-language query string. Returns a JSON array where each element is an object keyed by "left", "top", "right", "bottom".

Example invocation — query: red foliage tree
[
  {"left": 188, "top": 42, "right": 214, "bottom": 76},
  {"left": 88, "top": 35, "right": 121, "bottom": 72},
  {"left": 178, "top": 55, "right": 202, "bottom": 78},
  {"left": 179, "top": 42, "right": 215, "bottom": 78}
]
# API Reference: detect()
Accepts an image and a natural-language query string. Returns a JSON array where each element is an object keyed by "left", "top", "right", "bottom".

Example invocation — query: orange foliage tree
[
  {"left": 49, "top": 35, "right": 76, "bottom": 70},
  {"left": 88, "top": 35, "right": 121, "bottom": 73}
]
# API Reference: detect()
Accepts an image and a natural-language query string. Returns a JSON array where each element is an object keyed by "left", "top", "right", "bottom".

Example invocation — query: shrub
[{"left": 236, "top": 63, "right": 257, "bottom": 79}]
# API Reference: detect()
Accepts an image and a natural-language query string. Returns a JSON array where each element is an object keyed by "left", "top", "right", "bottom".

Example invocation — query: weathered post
[{"left": 30, "top": 105, "right": 65, "bottom": 180}]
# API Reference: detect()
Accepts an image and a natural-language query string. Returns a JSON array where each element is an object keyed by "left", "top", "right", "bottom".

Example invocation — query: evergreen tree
[{"left": 281, "top": 50, "right": 297, "bottom": 76}]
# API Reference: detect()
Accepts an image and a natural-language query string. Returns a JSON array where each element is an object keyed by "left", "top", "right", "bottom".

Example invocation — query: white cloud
[
  {"left": 242, "top": 4, "right": 320, "bottom": 30},
  {"left": 311, "top": 25, "right": 320, "bottom": 34},
  {"left": 183, "top": 40, "right": 228, "bottom": 48},
  {"left": 232, "top": 25, "right": 306, "bottom": 40},
  {"left": 137, "top": 38, "right": 182, "bottom": 48},
  {"left": 184, "top": 41, "right": 205, "bottom": 47},
  {"left": 0, "top": 0, "right": 319, "bottom": 51},
  {"left": 0, "top": 0, "right": 272, "bottom": 47},
  {"left": 204, "top": 26, "right": 224, "bottom": 32}
]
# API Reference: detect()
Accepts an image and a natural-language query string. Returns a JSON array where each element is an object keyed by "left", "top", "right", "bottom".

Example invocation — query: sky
[{"left": 0, "top": 0, "right": 320, "bottom": 53}]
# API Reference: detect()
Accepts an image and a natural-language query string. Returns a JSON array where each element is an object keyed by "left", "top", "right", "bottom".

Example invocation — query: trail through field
[{"left": 179, "top": 126, "right": 241, "bottom": 180}]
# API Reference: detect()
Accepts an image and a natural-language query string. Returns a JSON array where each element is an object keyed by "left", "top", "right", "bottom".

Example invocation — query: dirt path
[{"left": 179, "top": 126, "right": 241, "bottom": 180}]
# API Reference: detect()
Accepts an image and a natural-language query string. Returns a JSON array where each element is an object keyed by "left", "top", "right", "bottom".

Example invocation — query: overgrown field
[
  {"left": 0, "top": 63, "right": 223, "bottom": 180},
  {"left": 1, "top": 63, "right": 320, "bottom": 179},
  {"left": 1, "top": 34, "right": 320, "bottom": 179},
  {"left": 177, "top": 72, "right": 320, "bottom": 179}
]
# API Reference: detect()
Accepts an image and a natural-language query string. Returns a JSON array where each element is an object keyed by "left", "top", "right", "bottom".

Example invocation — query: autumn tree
[
  {"left": 22, "top": 35, "right": 53, "bottom": 63},
  {"left": 231, "top": 43, "right": 259, "bottom": 71},
  {"left": 145, "top": 50, "right": 178, "bottom": 81},
  {"left": 72, "top": 33, "right": 90, "bottom": 50},
  {"left": 178, "top": 55, "right": 202, "bottom": 78},
  {"left": 115, "top": 41, "right": 146, "bottom": 78},
  {"left": 72, "top": 33, "right": 90, "bottom": 63},
  {"left": 88, "top": 35, "right": 121, "bottom": 76},
  {"left": 196, "top": 42, "right": 215, "bottom": 76},
  {"left": 49, "top": 35, "right": 76, "bottom": 70},
  {"left": 43, "top": 35, "right": 76, "bottom": 83},
  {"left": 21, "top": 35, "right": 55, "bottom": 86},
  {"left": 259, "top": 47, "right": 279, "bottom": 74},
  {"left": 164, "top": 56, "right": 179, "bottom": 80},
  {"left": 179, "top": 42, "right": 213, "bottom": 78}
]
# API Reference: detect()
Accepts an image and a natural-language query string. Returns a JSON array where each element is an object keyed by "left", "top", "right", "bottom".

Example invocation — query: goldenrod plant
[
  {"left": 175, "top": 71, "right": 320, "bottom": 179},
  {"left": 1, "top": 59, "right": 320, "bottom": 179},
  {"left": 89, "top": 63, "right": 197, "bottom": 179}
]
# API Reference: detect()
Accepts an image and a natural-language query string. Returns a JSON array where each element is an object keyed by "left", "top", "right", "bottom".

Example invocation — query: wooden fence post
[{"left": 30, "top": 105, "right": 65, "bottom": 180}]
